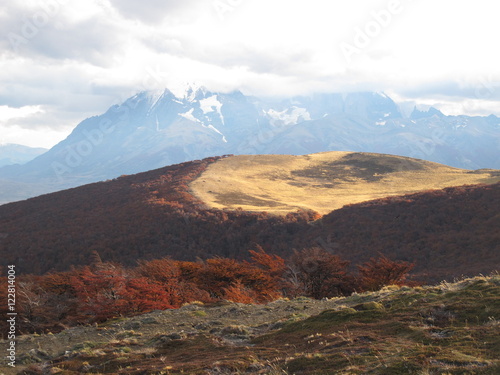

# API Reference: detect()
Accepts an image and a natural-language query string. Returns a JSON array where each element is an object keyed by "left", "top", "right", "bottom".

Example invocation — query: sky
[{"left": 1, "top": 0, "right": 499, "bottom": 148}]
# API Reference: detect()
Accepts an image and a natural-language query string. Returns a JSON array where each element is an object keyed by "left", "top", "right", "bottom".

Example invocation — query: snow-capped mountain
[{"left": 0, "top": 86, "right": 499, "bottom": 204}]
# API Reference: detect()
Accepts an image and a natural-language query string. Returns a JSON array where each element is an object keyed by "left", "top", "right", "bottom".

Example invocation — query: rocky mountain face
[{"left": 0, "top": 87, "right": 498, "bottom": 204}]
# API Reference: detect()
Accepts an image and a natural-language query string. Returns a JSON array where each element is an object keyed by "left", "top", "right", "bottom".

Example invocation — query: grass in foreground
[{"left": 1, "top": 274, "right": 498, "bottom": 374}]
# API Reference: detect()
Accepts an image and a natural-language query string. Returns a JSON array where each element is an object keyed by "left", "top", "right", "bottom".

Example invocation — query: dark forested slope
[
  {"left": 0, "top": 155, "right": 498, "bottom": 282},
  {"left": 307, "top": 183, "right": 500, "bottom": 282}
]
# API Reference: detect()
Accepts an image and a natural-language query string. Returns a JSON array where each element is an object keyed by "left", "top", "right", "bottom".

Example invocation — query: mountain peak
[
  {"left": 170, "top": 82, "right": 209, "bottom": 102},
  {"left": 410, "top": 106, "right": 445, "bottom": 119},
  {"left": 1, "top": 89, "right": 499, "bottom": 205}
]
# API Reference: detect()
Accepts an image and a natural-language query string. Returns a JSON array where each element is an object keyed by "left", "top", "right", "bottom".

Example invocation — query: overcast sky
[{"left": 1, "top": 0, "right": 500, "bottom": 148}]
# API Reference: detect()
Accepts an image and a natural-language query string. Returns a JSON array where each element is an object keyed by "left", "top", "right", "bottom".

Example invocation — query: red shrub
[
  {"left": 357, "top": 254, "right": 415, "bottom": 291},
  {"left": 286, "top": 247, "right": 354, "bottom": 299}
]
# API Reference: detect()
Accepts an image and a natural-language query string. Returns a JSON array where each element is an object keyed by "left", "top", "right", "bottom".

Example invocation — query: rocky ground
[{"left": 1, "top": 275, "right": 499, "bottom": 374}]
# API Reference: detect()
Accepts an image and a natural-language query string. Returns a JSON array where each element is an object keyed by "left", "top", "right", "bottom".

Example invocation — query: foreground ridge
[{"left": 1, "top": 274, "right": 498, "bottom": 374}]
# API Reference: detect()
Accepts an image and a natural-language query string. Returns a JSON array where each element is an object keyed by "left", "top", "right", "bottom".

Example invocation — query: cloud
[
  {"left": 107, "top": 0, "right": 205, "bottom": 23},
  {"left": 0, "top": 123, "right": 71, "bottom": 148},
  {"left": 25, "top": 20, "right": 123, "bottom": 66},
  {"left": 0, "top": 2, "right": 126, "bottom": 66},
  {"left": 1, "top": 0, "right": 500, "bottom": 148},
  {"left": 0, "top": 105, "right": 73, "bottom": 148},
  {"left": 152, "top": 39, "right": 316, "bottom": 77},
  {"left": 0, "top": 105, "right": 43, "bottom": 122},
  {"left": 395, "top": 79, "right": 500, "bottom": 104}
]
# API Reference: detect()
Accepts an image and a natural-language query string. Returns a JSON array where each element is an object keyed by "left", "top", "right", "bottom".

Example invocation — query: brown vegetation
[
  {"left": 0, "top": 154, "right": 498, "bottom": 284},
  {"left": 1, "top": 274, "right": 498, "bottom": 374},
  {"left": 0, "top": 249, "right": 413, "bottom": 337}
]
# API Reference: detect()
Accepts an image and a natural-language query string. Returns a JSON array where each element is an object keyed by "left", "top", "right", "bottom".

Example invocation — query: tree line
[{"left": 0, "top": 247, "right": 414, "bottom": 337}]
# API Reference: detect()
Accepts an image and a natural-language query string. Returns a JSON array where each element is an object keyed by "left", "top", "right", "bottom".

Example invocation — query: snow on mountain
[
  {"left": 199, "top": 95, "right": 223, "bottom": 116},
  {"left": 179, "top": 108, "right": 199, "bottom": 122},
  {"left": 266, "top": 106, "right": 311, "bottom": 126},
  {"left": 203, "top": 96, "right": 225, "bottom": 126},
  {"left": 0, "top": 89, "right": 498, "bottom": 204},
  {"left": 171, "top": 82, "right": 207, "bottom": 102}
]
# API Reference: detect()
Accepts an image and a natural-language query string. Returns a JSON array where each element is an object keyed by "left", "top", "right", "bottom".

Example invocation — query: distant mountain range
[
  {"left": 0, "top": 144, "right": 47, "bottom": 167},
  {"left": 0, "top": 86, "right": 499, "bottom": 204}
]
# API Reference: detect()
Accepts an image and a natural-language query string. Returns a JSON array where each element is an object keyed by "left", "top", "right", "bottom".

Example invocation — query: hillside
[
  {"left": 0, "top": 152, "right": 499, "bottom": 281},
  {"left": 307, "top": 182, "right": 500, "bottom": 282},
  {"left": 190, "top": 151, "right": 500, "bottom": 214},
  {"left": 1, "top": 275, "right": 498, "bottom": 374},
  {"left": 1, "top": 88, "right": 500, "bottom": 205}
]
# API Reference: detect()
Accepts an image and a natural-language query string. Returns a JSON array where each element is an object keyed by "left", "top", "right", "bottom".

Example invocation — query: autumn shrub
[
  {"left": 70, "top": 264, "right": 131, "bottom": 322},
  {"left": 248, "top": 245, "right": 287, "bottom": 299},
  {"left": 286, "top": 247, "right": 354, "bottom": 299},
  {"left": 124, "top": 277, "right": 174, "bottom": 311},
  {"left": 135, "top": 258, "right": 183, "bottom": 307},
  {"left": 0, "top": 247, "right": 421, "bottom": 334},
  {"left": 357, "top": 254, "right": 415, "bottom": 292},
  {"left": 222, "top": 280, "right": 258, "bottom": 304},
  {"left": 194, "top": 251, "right": 286, "bottom": 303}
]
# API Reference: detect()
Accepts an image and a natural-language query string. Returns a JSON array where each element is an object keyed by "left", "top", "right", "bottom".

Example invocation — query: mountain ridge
[
  {"left": 0, "top": 143, "right": 47, "bottom": 168},
  {"left": 1, "top": 88, "right": 499, "bottom": 204},
  {"left": 0, "top": 152, "right": 498, "bottom": 282}
]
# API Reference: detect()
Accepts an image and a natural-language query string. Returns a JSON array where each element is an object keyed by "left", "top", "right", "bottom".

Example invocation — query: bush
[{"left": 357, "top": 254, "right": 414, "bottom": 292}]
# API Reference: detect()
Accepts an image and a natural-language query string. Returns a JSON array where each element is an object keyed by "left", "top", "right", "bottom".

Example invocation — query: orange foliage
[
  {"left": 125, "top": 277, "right": 174, "bottom": 312},
  {"left": 357, "top": 254, "right": 415, "bottom": 291},
  {"left": 39, "top": 271, "right": 76, "bottom": 296},
  {"left": 222, "top": 280, "right": 258, "bottom": 304},
  {"left": 177, "top": 261, "right": 204, "bottom": 283},
  {"left": 135, "top": 258, "right": 183, "bottom": 306},
  {"left": 197, "top": 258, "right": 247, "bottom": 299},
  {"left": 249, "top": 245, "right": 286, "bottom": 278},
  {"left": 0, "top": 152, "right": 497, "bottom": 287},
  {"left": 0, "top": 247, "right": 423, "bottom": 335},
  {"left": 70, "top": 264, "right": 130, "bottom": 321}
]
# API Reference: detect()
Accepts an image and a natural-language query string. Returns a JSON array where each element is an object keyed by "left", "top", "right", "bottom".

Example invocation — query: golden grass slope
[{"left": 189, "top": 151, "right": 500, "bottom": 214}]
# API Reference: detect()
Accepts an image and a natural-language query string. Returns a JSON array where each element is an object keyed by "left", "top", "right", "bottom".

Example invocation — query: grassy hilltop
[{"left": 190, "top": 152, "right": 500, "bottom": 214}]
